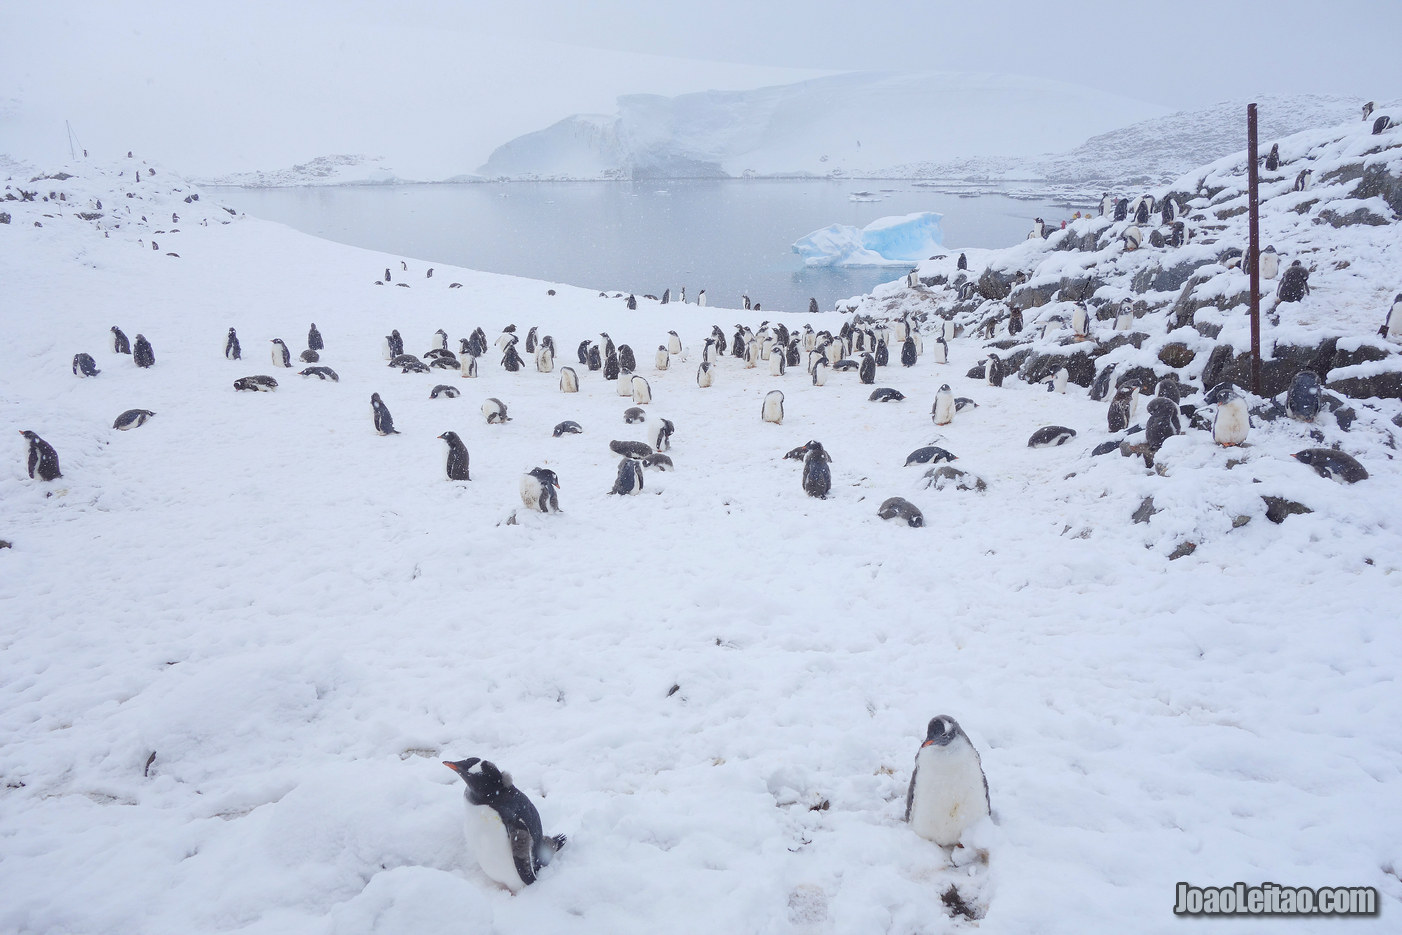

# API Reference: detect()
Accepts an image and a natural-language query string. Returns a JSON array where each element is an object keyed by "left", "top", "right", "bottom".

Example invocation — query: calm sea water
[{"left": 214, "top": 180, "right": 1078, "bottom": 314}]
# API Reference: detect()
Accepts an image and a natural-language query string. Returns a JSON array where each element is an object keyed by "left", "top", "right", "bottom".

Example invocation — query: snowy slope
[
  {"left": 2, "top": 150, "right": 1401, "bottom": 935},
  {"left": 480, "top": 72, "right": 1164, "bottom": 180}
]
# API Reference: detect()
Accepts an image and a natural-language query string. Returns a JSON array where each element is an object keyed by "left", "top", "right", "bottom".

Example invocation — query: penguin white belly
[
  {"left": 520, "top": 476, "right": 541, "bottom": 510},
  {"left": 1214, "top": 399, "right": 1250, "bottom": 446},
  {"left": 463, "top": 801, "right": 526, "bottom": 891},
  {"left": 908, "top": 743, "right": 989, "bottom": 846}
]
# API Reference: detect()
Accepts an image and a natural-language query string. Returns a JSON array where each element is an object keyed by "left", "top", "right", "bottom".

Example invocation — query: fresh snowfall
[{"left": 2, "top": 106, "right": 1401, "bottom": 935}]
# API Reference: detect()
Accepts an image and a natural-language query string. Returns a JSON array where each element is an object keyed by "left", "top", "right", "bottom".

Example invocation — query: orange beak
[{"left": 443, "top": 761, "right": 460, "bottom": 773}]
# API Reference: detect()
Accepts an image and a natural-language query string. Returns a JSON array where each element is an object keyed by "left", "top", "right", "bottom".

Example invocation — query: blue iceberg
[{"left": 792, "top": 211, "right": 944, "bottom": 267}]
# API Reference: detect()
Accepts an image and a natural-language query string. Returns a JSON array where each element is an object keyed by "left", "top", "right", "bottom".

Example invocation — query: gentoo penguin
[
  {"left": 1292, "top": 449, "right": 1368, "bottom": 484},
  {"left": 299, "top": 366, "right": 339, "bottom": 381},
  {"left": 615, "top": 371, "right": 633, "bottom": 396},
  {"left": 984, "top": 354, "right": 1003, "bottom": 387},
  {"left": 270, "top": 339, "right": 292, "bottom": 368},
  {"left": 1144, "top": 398, "right": 1180, "bottom": 451},
  {"left": 1044, "top": 368, "right": 1069, "bottom": 394},
  {"left": 874, "top": 340, "right": 889, "bottom": 367},
  {"left": 603, "top": 352, "right": 620, "bottom": 382},
  {"left": 667, "top": 331, "right": 682, "bottom": 355},
  {"left": 1378, "top": 294, "right": 1402, "bottom": 341},
  {"left": 858, "top": 353, "right": 876, "bottom": 385},
  {"left": 224, "top": 328, "right": 242, "bottom": 360},
  {"left": 1100, "top": 193, "right": 1114, "bottom": 217},
  {"left": 655, "top": 346, "right": 670, "bottom": 370},
  {"left": 679, "top": 287, "right": 686, "bottom": 304},
  {"left": 482, "top": 398, "right": 510, "bottom": 424},
  {"left": 619, "top": 345, "right": 637, "bottom": 372},
  {"left": 112, "top": 408, "right": 156, "bottom": 431},
  {"left": 769, "top": 349, "right": 786, "bottom": 376},
  {"left": 1264, "top": 143, "right": 1280, "bottom": 172},
  {"left": 438, "top": 431, "right": 470, "bottom": 480},
  {"left": 762, "top": 390, "right": 785, "bottom": 424},
  {"left": 697, "top": 289, "right": 706, "bottom": 307},
  {"left": 1372, "top": 115, "right": 1393, "bottom": 135},
  {"left": 300, "top": 348, "right": 320, "bottom": 363},
  {"left": 1134, "top": 199, "right": 1150, "bottom": 224},
  {"left": 370, "top": 393, "right": 400, "bottom": 434},
  {"left": 869, "top": 387, "right": 905, "bottom": 402},
  {"left": 502, "top": 344, "right": 525, "bottom": 372},
  {"left": 443, "top": 757, "right": 566, "bottom": 891},
  {"left": 111, "top": 326, "right": 131, "bottom": 355},
  {"left": 1285, "top": 370, "right": 1322, "bottom": 421},
  {"left": 932, "top": 385, "right": 956, "bottom": 426},
  {"left": 1027, "top": 426, "right": 1077, "bottom": 448},
  {"left": 20, "top": 430, "right": 61, "bottom": 480},
  {"left": 1203, "top": 382, "right": 1249, "bottom": 446},
  {"left": 520, "top": 468, "right": 561, "bottom": 513},
  {"left": 1121, "top": 226, "right": 1142, "bottom": 251},
  {"left": 430, "top": 384, "right": 461, "bottom": 399},
  {"left": 905, "top": 716, "right": 990, "bottom": 847},
  {"left": 535, "top": 343, "right": 554, "bottom": 373},
  {"left": 307, "top": 323, "right": 323, "bottom": 351},
  {"left": 432, "top": 329, "right": 449, "bottom": 352},
  {"left": 801, "top": 442, "right": 832, "bottom": 498},
  {"left": 642, "top": 453, "right": 673, "bottom": 471},
  {"left": 623, "top": 407, "right": 647, "bottom": 425},
  {"left": 233, "top": 375, "right": 278, "bottom": 391},
  {"left": 631, "top": 376, "right": 652, "bottom": 405},
  {"left": 384, "top": 267, "right": 392, "bottom": 282},
  {"left": 525, "top": 327, "right": 538, "bottom": 354},
  {"left": 650, "top": 418, "right": 675, "bottom": 451},
  {"left": 576, "top": 340, "right": 590, "bottom": 366},
  {"left": 1071, "top": 303, "right": 1089, "bottom": 338},
  {"left": 957, "top": 253, "right": 968, "bottom": 270},
  {"left": 133, "top": 334, "right": 155, "bottom": 368},
  {"left": 697, "top": 362, "right": 714, "bottom": 387},
  {"left": 626, "top": 294, "right": 637, "bottom": 310},
  {"left": 1107, "top": 385, "right": 1135, "bottom": 433},
  {"left": 1294, "top": 169, "right": 1312, "bottom": 192},
  {"left": 931, "top": 337, "right": 948, "bottom": 365},
  {"left": 942, "top": 320, "right": 956, "bottom": 342},
  {"left": 661, "top": 288, "right": 670, "bottom": 304},
  {"left": 1114, "top": 307, "right": 1134, "bottom": 332},
  {"left": 1259, "top": 245, "right": 1279, "bottom": 280},
  {"left": 878, "top": 496, "right": 924, "bottom": 528},
  {"left": 383, "top": 330, "right": 404, "bottom": 360},
  {"left": 461, "top": 356, "right": 479, "bottom": 378},
  {"left": 559, "top": 367, "right": 579, "bottom": 393},
  {"left": 955, "top": 397, "right": 978, "bottom": 413},
  {"left": 1277, "top": 261, "right": 1310, "bottom": 302},
  {"left": 72, "top": 353, "right": 100, "bottom": 377},
  {"left": 1113, "top": 198, "right": 1128, "bottom": 221},
  {"left": 904, "top": 445, "right": 957, "bottom": 466},
  {"left": 610, "top": 457, "right": 645, "bottom": 495},
  {"left": 1029, "top": 217, "right": 1044, "bottom": 239},
  {"left": 810, "top": 358, "right": 829, "bottom": 386},
  {"left": 1363, "top": 101, "right": 1375, "bottom": 122}
]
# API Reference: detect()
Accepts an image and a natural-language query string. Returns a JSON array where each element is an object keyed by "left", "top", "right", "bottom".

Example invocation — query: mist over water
[{"left": 217, "top": 180, "right": 1078, "bottom": 314}]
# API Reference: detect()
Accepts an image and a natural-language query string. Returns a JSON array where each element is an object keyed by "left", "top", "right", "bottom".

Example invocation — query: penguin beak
[{"left": 442, "top": 761, "right": 460, "bottom": 773}]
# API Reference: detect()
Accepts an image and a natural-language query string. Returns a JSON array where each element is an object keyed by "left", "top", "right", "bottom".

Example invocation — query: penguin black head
[
  {"left": 922, "top": 715, "right": 966, "bottom": 747},
  {"left": 438, "top": 431, "right": 462, "bottom": 444},
  {"left": 1202, "top": 382, "right": 1240, "bottom": 405},
  {"left": 528, "top": 467, "right": 560, "bottom": 489},
  {"left": 20, "top": 430, "right": 40, "bottom": 441}
]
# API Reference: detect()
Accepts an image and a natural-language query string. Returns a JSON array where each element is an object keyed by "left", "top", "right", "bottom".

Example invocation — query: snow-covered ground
[{"left": 2, "top": 150, "right": 1400, "bottom": 935}]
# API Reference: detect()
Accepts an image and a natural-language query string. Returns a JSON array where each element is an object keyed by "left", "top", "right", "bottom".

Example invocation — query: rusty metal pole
[{"left": 1247, "top": 103, "right": 1262, "bottom": 395}]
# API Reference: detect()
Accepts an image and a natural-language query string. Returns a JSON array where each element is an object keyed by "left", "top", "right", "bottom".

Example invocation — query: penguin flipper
[
  {"left": 507, "top": 823, "right": 539, "bottom": 885},
  {"left": 904, "top": 770, "right": 917, "bottom": 822}
]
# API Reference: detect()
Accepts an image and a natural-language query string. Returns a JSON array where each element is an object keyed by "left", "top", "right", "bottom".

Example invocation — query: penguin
[
  {"left": 269, "top": 339, "right": 291, "bottom": 368},
  {"left": 1071, "top": 303, "right": 1090, "bottom": 338},
  {"left": 650, "top": 418, "right": 675, "bottom": 451},
  {"left": 1378, "top": 294, "right": 1402, "bottom": 341},
  {"left": 1144, "top": 398, "right": 1181, "bottom": 451},
  {"left": 769, "top": 350, "right": 786, "bottom": 376},
  {"left": 600, "top": 333, "right": 616, "bottom": 360},
  {"left": 384, "top": 268, "right": 392, "bottom": 282},
  {"left": 223, "top": 328, "right": 242, "bottom": 360},
  {"left": 560, "top": 367, "right": 579, "bottom": 393},
  {"left": 520, "top": 468, "right": 561, "bottom": 513},
  {"left": 1259, "top": 245, "right": 1279, "bottom": 280},
  {"left": 1134, "top": 199, "right": 1149, "bottom": 224},
  {"left": 525, "top": 327, "right": 538, "bottom": 354},
  {"left": 697, "top": 362, "right": 714, "bottom": 388},
  {"left": 397, "top": 357, "right": 431, "bottom": 374},
  {"left": 626, "top": 294, "right": 637, "bottom": 310},
  {"left": 624, "top": 407, "right": 647, "bottom": 425},
  {"left": 439, "top": 431, "right": 471, "bottom": 480},
  {"left": 1113, "top": 198, "right": 1128, "bottom": 221},
  {"left": 1203, "top": 382, "right": 1249, "bottom": 446},
  {"left": 1294, "top": 169, "right": 1312, "bottom": 192},
  {"left": 650, "top": 346, "right": 667, "bottom": 371},
  {"left": 1107, "top": 385, "right": 1135, "bottom": 433},
  {"left": 702, "top": 339, "right": 718, "bottom": 366},
  {"left": 801, "top": 442, "right": 832, "bottom": 498},
  {"left": 869, "top": 387, "right": 905, "bottom": 402},
  {"left": 807, "top": 358, "right": 827, "bottom": 386},
  {"left": 1090, "top": 364, "right": 1116, "bottom": 401},
  {"left": 384, "top": 330, "right": 405, "bottom": 360},
  {"left": 631, "top": 376, "right": 652, "bottom": 405},
  {"left": 984, "top": 354, "right": 1003, "bottom": 387},
  {"left": 1169, "top": 220, "right": 1186, "bottom": 248},
  {"left": 942, "top": 320, "right": 956, "bottom": 342},
  {"left": 1114, "top": 307, "right": 1134, "bottom": 332},
  {"left": 619, "top": 345, "right": 637, "bottom": 372},
  {"left": 642, "top": 453, "right": 673, "bottom": 471},
  {"left": 877, "top": 497, "right": 924, "bottom": 528},
  {"left": 858, "top": 353, "right": 876, "bottom": 385},
  {"left": 932, "top": 384, "right": 955, "bottom": 426},
  {"left": 299, "top": 366, "right": 339, "bottom": 381},
  {"left": 614, "top": 371, "right": 633, "bottom": 397},
  {"left": 1027, "top": 426, "right": 1077, "bottom": 448},
  {"left": 535, "top": 343, "right": 555, "bottom": 373},
  {"left": 442, "top": 757, "right": 566, "bottom": 891},
  {"left": 1043, "top": 368, "right": 1068, "bottom": 394},
  {"left": 610, "top": 457, "right": 645, "bottom": 495},
  {"left": 1100, "top": 193, "right": 1114, "bottom": 217},
  {"left": 762, "top": 390, "right": 785, "bottom": 424},
  {"left": 482, "top": 398, "right": 510, "bottom": 424},
  {"left": 1121, "top": 226, "right": 1142, "bottom": 251},
  {"left": 461, "top": 356, "right": 479, "bottom": 379},
  {"left": 111, "top": 326, "right": 131, "bottom": 355},
  {"left": 667, "top": 331, "right": 682, "bottom": 355},
  {"left": 874, "top": 341, "right": 889, "bottom": 367},
  {"left": 430, "top": 384, "right": 461, "bottom": 399},
  {"left": 308, "top": 323, "right": 323, "bottom": 351},
  {"left": 697, "top": 289, "right": 707, "bottom": 307},
  {"left": 1029, "top": 217, "right": 1045, "bottom": 239},
  {"left": 679, "top": 287, "right": 686, "bottom": 305},
  {"left": 954, "top": 397, "right": 978, "bottom": 413},
  {"left": 370, "top": 393, "right": 400, "bottom": 434},
  {"left": 904, "top": 446, "right": 957, "bottom": 466},
  {"left": 576, "top": 340, "right": 590, "bottom": 365},
  {"left": 931, "top": 336, "right": 948, "bottom": 365},
  {"left": 1156, "top": 375, "right": 1182, "bottom": 402},
  {"left": 603, "top": 352, "right": 620, "bottom": 382},
  {"left": 957, "top": 253, "right": 967, "bottom": 271},
  {"left": 1264, "top": 143, "right": 1280, "bottom": 172},
  {"left": 661, "top": 288, "right": 670, "bottom": 304},
  {"left": 1372, "top": 115, "right": 1393, "bottom": 135},
  {"left": 133, "top": 335, "right": 155, "bottom": 368},
  {"left": 1363, "top": 101, "right": 1375, "bottom": 122},
  {"left": 233, "top": 375, "right": 278, "bottom": 392},
  {"left": 610, "top": 440, "right": 653, "bottom": 459},
  {"left": 1291, "top": 449, "right": 1368, "bottom": 484},
  {"left": 905, "top": 715, "right": 990, "bottom": 847},
  {"left": 72, "top": 353, "right": 100, "bottom": 377},
  {"left": 432, "top": 329, "right": 450, "bottom": 352},
  {"left": 112, "top": 409, "right": 156, "bottom": 430},
  {"left": 502, "top": 344, "right": 525, "bottom": 372},
  {"left": 552, "top": 420, "right": 583, "bottom": 437},
  {"left": 1276, "top": 261, "right": 1310, "bottom": 302},
  {"left": 20, "top": 430, "right": 61, "bottom": 480},
  {"left": 300, "top": 349, "right": 320, "bottom": 363},
  {"left": 1285, "top": 370, "right": 1322, "bottom": 421}
]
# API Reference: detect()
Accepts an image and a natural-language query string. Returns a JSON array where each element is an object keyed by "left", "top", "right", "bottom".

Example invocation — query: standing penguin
[
  {"left": 603, "top": 352, "right": 620, "bottom": 382},
  {"left": 20, "top": 430, "right": 62, "bottom": 480},
  {"left": 618, "top": 345, "right": 637, "bottom": 373},
  {"left": 801, "top": 441, "right": 832, "bottom": 498},
  {"left": 559, "top": 367, "right": 579, "bottom": 393},
  {"left": 1144, "top": 397, "right": 1181, "bottom": 451},
  {"left": 525, "top": 327, "right": 538, "bottom": 354},
  {"left": 461, "top": 355, "right": 479, "bottom": 379},
  {"left": 432, "top": 329, "right": 450, "bottom": 352},
  {"left": 762, "top": 390, "right": 785, "bottom": 424},
  {"left": 957, "top": 253, "right": 968, "bottom": 271},
  {"left": 769, "top": 349, "right": 786, "bottom": 376},
  {"left": 111, "top": 326, "right": 132, "bottom": 355},
  {"left": 1264, "top": 143, "right": 1280, "bottom": 172},
  {"left": 442, "top": 757, "right": 566, "bottom": 891},
  {"left": 520, "top": 468, "right": 561, "bottom": 513},
  {"left": 1072, "top": 303, "right": 1090, "bottom": 338},
  {"left": 535, "top": 342, "right": 554, "bottom": 373},
  {"left": 697, "top": 362, "right": 714, "bottom": 387},
  {"left": 610, "top": 457, "right": 645, "bottom": 495},
  {"left": 631, "top": 376, "right": 652, "bottom": 405},
  {"left": 1285, "top": 370, "right": 1322, "bottom": 422},
  {"left": 384, "top": 330, "right": 404, "bottom": 359},
  {"left": 858, "top": 353, "right": 876, "bottom": 385},
  {"left": 626, "top": 294, "right": 637, "bottom": 310},
  {"left": 1259, "top": 245, "right": 1279, "bottom": 280},
  {"left": 1107, "top": 385, "right": 1135, "bottom": 433},
  {"left": 370, "top": 393, "right": 400, "bottom": 435},
  {"left": 810, "top": 358, "right": 829, "bottom": 386},
  {"left": 72, "top": 353, "right": 101, "bottom": 377},
  {"left": 270, "top": 339, "right": 292, "bottom": 368},
  {"left": 1204, "top": 382, "right": 1249, "bottom": 446},
  {"left": 932, "top": 384, "right": 955, "bottom": 426},
  {"left": 931, "top": 337, "right": 948, "bottom": 365},
  {"left": 655, "top": 346, "right": 670, "bottom": 370},
  {"left": 1007, "top": 308, "right": 1023, "bottom": 337},
  {"left": 1378, "top": 294, "right": 1402, "bottom": 341},
  {"left": 984, "top": 354, "right": 1004, "bottom": 387},
  {"left": 438, "top": 431, "right": 471, "bottom": 480},
  {"left": 904, "top": 716, "right": 990, "bottom": 847},
  {"left": 308, "top": 323, "right": 324, "bottom": 351},
  {"left": 224, "top": 328, "right": 242, "bottom": 360},
  {"left": 133, "top": 334, "right": 155, "bottom": 368},
  {"left": 502, "top": 344, "right": 525, "bottom": 372},
  {"left": 1277, "top": 261, "right": 1310, "bottom": 302},
  {"left": 667, "top": 331, "right": 683, "bottom": 355},
  {"left": 1044, "top": 367, "right": 1068, "bottom": 394},
  {"left": 697, "top": 289, "right": 707, "bottom": 307}
]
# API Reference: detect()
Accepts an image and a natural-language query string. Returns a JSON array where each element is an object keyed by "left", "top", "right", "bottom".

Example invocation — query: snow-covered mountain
[{"left": 479, "top": 72, "right": 1165, "bottom": 181}]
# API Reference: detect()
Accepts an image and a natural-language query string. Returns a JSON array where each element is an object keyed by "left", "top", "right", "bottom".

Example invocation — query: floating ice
[{"left": 792, "top": 211, "right": 944, "bottom": 267}]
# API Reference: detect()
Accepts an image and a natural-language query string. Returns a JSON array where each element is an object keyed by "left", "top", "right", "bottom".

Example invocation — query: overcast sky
[{"left": 2, "top": 0, "right": 1395, "bottom": 175}]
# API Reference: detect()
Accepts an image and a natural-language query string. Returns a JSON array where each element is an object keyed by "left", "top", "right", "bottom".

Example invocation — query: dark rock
[
  {"left": 1201, "top": 341, "right": 1340, "bottom": 398},
  {"left": 1316, "top": 207, "right": 1390, "bottom": 228},
  {"left": 1352, "top": 162, "right": 1402, "bottom": 217},
  {"left": 1326, "top": 370, "right": 1402, "bottom": 400},
  {"left": 1262, "top": 496, "right": 1313, "bottom": 524},
  {"left": 1168, "top": 541, "right": 1198, "bottom": 560},
  {"left": 1008, "top": 281, "right": 1059, "bottom": 311},
  {"left": 1092, "top": 332, "right": 1148, "bottom": 357},
  {"left": 1115, "top": 366, "right": 1160, "bottom": 391},
  {"left": 1057, "top": 276, "right": 1100, "bottom": 302},
  {"left": 1331, "top": 343, "right": 1390, "bottom": 369},
  {"left": 1132, "top": 496, "right": 1159, "bottom": 524},
  {"left": 976, "top": 268, "right": 1013, "bottom": 301},
  {"left": 1157, "top": 342, "right": 1197, "bottom": 368},
  {"left": 1022, "top": 349, "right": 1096, "bottom": 387},
  {"left": 918, "top": 274, "right": 946, "bottom": 287}
]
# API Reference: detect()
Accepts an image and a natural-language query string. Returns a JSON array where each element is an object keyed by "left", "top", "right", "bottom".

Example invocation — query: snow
[
  {"left": 793, "top": 212, "right": 944, "bottom": 267},
  {"left": 2, "top": 141, "right": 1402, "bottom": 935}
]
